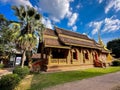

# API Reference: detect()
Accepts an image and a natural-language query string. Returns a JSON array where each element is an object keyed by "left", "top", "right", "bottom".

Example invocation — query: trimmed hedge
[
  {"left": 13, "top": 66, "right": 30, "bottom": 79},
  {"left": 112, "top": 60, "right": 120, "bottom": 66},
  {"left": 0, "top": 74, "right": 21, "bottom": 90}
]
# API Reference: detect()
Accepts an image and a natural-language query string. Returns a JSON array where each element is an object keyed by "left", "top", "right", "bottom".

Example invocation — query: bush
[
  {"left": 0, "top": 74, "right": 21, "bottom": 90},
  {"left": 112, "top": 60, "right": 120, "bottom": 66},
  {"left": 13, "top": 66, "right": 30, "bottom": 79},
  {"left": 0, "top": 64, "right": 4, "bottom": 69}
]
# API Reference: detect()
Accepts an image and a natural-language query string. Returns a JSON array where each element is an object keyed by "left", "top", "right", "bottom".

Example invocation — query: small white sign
[{"left": 16, "top": 57, "right": 21, "bottom": 65}]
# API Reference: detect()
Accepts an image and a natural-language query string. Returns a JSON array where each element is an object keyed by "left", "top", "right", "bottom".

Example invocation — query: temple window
[
  {"left": 84, "top": 50, "right": 89, "bottom": 60},
  {"left": 72, "top": 49, "right": 78, "bottom": 60},
  {"left": 52, "top": 49, "right": 66, "bottom": 59},
  {"left": 73, "top": 52, "right": 77, "bottom": 60},
  {"left": 85, "top": 52, "right": 88, "bottom": 59}
]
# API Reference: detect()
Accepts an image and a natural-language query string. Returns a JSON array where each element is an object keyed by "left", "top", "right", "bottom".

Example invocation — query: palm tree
[{"left": 11, "top": 5, "right": 45, "bottom": 68}]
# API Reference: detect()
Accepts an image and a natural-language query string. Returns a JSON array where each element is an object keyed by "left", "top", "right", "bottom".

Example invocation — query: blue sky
[{"left": 0, "top": 0, "right": 120, "bottom": 44}]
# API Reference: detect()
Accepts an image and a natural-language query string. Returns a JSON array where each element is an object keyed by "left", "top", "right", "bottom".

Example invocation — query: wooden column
[
  {"left": 89, "top": 49, "right": 93, "bottom": 64},
  {"left": 80, "top": 48, "right": 84, "bottom": 64},
  {"left": 66, "top": 50, "right": 69, "bottom": 64},
  {"left": 67, "top": 50, "right": 71, "bottom": 64},
  {"left": 48, "top": 48, "right": 51, "bottom": 65}
]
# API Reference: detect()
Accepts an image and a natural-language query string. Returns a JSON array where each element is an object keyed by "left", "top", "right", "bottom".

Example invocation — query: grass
[{"left": 16, "top": 66, "right": 120, "bottom": 90}]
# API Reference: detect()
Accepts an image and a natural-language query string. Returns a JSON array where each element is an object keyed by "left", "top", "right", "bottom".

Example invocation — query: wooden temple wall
[
  {"left": 47, "top": 47, "right": 99, "bottom": 65},
  {"left": 47, "top": 48, "right": 94, "bottom": 71},
  {"left": 46, "top": 47, "right": 103, "bottom": 71}
]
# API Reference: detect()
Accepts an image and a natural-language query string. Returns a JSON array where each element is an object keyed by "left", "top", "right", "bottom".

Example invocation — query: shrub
[
  {"left": 0, "top": 64, "right": 4, "bottom": 69},
  {"left": 112, "top": 60, "right": 120, "bottom": 66},
  {"left": 0, "top": 74, "right": 21, "bottom": 90},
  {"left": 13, "top": 66, "right": 30, "bottom": 79}
]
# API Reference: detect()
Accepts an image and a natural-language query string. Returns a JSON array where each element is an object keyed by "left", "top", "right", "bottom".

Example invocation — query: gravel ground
[{"left": 44, "top": 71, "right": 120, "bottom": 90}]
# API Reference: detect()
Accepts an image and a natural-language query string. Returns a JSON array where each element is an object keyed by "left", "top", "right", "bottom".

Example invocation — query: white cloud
[
  {"left": 103, "top": 17, "right": 120, "bottom": 32},
  {"left": 89, "top": 21, "right": 103, "bottom": 35},
  {"left": 42, "top": 17, "right": 53, "bottom": 29},
  {"left": 83, "top": 33, "right": 87, "bottom": 35},
  {"left": 105, "top": 0, "right": 120, "bottom": 13},
  {"left": 1, "top": 0, "right": 79, "bottom": 31},
  {"left": 66, "top": 10, "right": 72, "bottom": 18},
  {"left": 38, "top": 0, "right": 78, "bottom": 30},
  {"left": 89, "top": 16, "right": 120, "bottom": 35},
  {"left": 98, "top": 0, "right": 103, "bottom": 4},
  {"left": 39, "top": 0, "right": 73, "bottom": 22},
  {"left": 72, "top": 25, "right": 77, "bottom": 31},
  {"left": 68, "top": 13, "right": 78, "bottom": 26},
  {"left": 0, "top": 0, "right": 32, "bottom": 7}
]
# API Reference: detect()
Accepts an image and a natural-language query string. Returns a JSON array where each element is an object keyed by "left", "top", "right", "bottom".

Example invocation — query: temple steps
[{"left": 46, "top": 64, "right": 94, "bottom": 72}]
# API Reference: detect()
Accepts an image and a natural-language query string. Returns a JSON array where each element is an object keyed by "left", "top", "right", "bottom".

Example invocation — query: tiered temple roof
[{"left": 43, "top": 27, "right": 109, "bottom": 53}]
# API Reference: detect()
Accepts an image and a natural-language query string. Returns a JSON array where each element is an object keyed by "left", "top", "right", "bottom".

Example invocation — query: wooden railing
[
  {"left": 51, "top": 58, "right": 67, "bottom": 64},
  {"left": 51, "top": 59, "right": 58, "bottom": 63}
]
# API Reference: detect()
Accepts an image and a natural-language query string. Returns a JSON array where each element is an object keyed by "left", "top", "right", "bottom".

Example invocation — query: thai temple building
[{"left": 32, "top": 27, "right": 112, "bottom": 72}]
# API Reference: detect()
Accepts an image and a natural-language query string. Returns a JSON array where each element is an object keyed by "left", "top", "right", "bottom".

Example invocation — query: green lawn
[{"left": 16, "top": 67, "right": 120, "bottom": 90}]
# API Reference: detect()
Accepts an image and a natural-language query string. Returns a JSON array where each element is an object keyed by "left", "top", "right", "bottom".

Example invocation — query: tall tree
[
  {"left": 0, "top": 14, "right": 16, "bottom": 64},
  {"left": 0, "top": 14, "right": 6, "bottom": 54},
  {"left": 11, "top": 5, "right": 45, "bottom": 67},
  {"left": 0, "top": 14, "right": 11, "bottom": 55},
  {"left": 107, "top": 39, "right": 120, "bottom": 58}
]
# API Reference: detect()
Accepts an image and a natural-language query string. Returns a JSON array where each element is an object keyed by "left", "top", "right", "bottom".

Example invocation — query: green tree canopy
[
  {"left": 0, "top": 14, "right": 14, "bottom": 55},
  {"left": 107, "top": 38, "right": 120, "bottom": 58}
]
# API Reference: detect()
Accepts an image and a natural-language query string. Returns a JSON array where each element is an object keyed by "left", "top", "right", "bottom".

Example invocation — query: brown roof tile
[
  {"left": 59, "top": 36, "right": 98, "bottom": 48},
  {"left": 93, "top": 40, "right": 102, "bottom": 49},
  {"left": 43, "top": 27, "right": 103, "bottom": 50},
  {"left": 44, "top": 28, "right": 57, "bottom": 36},
  {"left": 55, "top": 27, "right": 101, "bottom": 49},
  {"left": 55, "top": 27, "right": 90, "bottom": 40},
  {"left": 44, "top": 38, "right": 70, "bottom": 48}
]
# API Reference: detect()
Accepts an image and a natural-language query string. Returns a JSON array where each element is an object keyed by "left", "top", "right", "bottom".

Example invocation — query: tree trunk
[{"left": 21, "top": 49, "right": 26, "bottom": 68}]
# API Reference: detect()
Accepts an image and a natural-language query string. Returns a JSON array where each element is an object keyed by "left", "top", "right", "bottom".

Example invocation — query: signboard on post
[{"left": 15, "top": 57, "right": 21, "bottom": 65}]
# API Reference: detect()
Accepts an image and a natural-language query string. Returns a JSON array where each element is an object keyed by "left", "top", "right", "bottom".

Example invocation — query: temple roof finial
[{"left": 98, "top": 29, "right": 108, "bottom": 50}]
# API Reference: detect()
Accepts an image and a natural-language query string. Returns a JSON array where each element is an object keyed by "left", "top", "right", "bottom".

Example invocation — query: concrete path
[
  {"left": 0, "top": 68, "right": 13, "bottom": 77},
  {"left": 44, "top": 71, "right": 120, "bottom": 90}
]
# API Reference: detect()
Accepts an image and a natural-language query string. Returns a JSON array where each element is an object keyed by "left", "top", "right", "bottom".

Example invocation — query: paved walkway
[
  {"left": 0, "top": 68, "right": 13, "bottom": 77},
  {"left": 44, "top": 71, "right": 120, "bottom": 90}
]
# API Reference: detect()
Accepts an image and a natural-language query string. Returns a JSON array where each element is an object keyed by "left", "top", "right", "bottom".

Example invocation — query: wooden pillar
[
  {"left": 66, "top": 50, "right": 69, "bottom": 64},
  {"left": 80, "top": 48, "right": 84, "bottom": 64},
  {"left": 67, "top": 49, "right": 71, "bottom": 64},
  {"left": 89, "top": 49, "right": 93, "bottom": 64},
  {"left": 82, "top": 48, "right": 85, "bottom": 64},
  {"left": 71, "top": 50, "right": 73, "bottom": 64},
  {"left": 48, "top": 48, "right": 51, "bottom": 65},
  {"left": 77, "top": 48, "right": 81, "bottom": 64}
]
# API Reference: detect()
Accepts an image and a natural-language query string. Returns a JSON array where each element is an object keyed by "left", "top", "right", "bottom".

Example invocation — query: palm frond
[
  {"left": 27, "top": 7, "right": 36, "bottom": 17},
  {"left": 35, "top": 14, "right": 41, "bottom": 20},
  {"left": 11, "top": 5, "right": 46, "bottom": 52},
  {"left": 20, "top": 5, "right": 26, "bottom": 18},
  {"left": 12, "top": 6, "right": 20, "bottom": 17}
]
